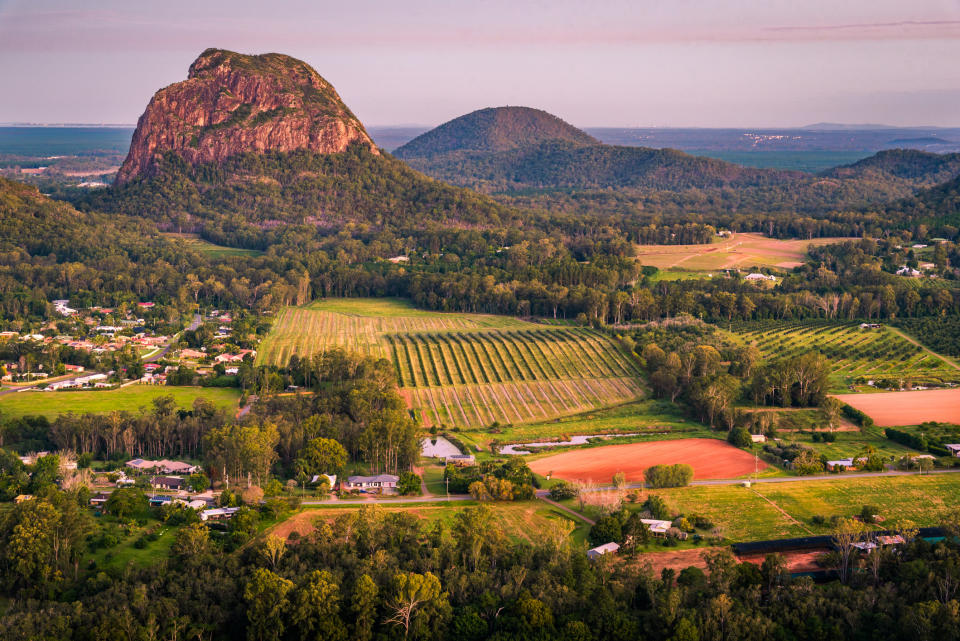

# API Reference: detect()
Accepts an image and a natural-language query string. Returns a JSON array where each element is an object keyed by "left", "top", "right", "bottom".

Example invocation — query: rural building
[
  {"left": 446, "top": 454, "right": 476, "bottom": 466},
  {"left": 150, "top": 475, "right": 185, "bottom": 490},
  {"left": 859, "top": 323, "right": 882, "bottom": 329},
  {"left": 148, "top": 495, "right": 173, "bottom": 507},
  {"left": 587, "top": 542, "right": 620, "bottom": 560},
  {"left": 750, "top": 434, "right": 766, "bottom": 443},
  {"left": 200, "top": 507, "right": 240, "bottom": 521},
  {"left": 896, "top": 266, "right": 921, "bottom": 277},
  {"left": 944, "top": 444, "right": 960, "bottom": 457},
  {"left": 744, "top": 273, "right": 776, "bottom": 282},
  {"left": 344, "top": 474, "right": 399, "bottom": 492},
  {"left": 641, "top": 519, "right": 672, "bottom": 536},
  {"left": 387, "top": 255, "right": 410, "bottom": 263},
  {"left": 89, "top": 492, "right": 111, "bottom": 508},
  {"left": 310, "top": 474, "right": 337, "bottom": 488},
  {"left": 14, "top": 494, "right": 34, "bottom": 504}
]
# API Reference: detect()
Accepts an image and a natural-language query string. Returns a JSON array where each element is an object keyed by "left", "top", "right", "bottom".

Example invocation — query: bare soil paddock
[
  {"left": 833, "top": 388, "right": 960, "bottom": 426},
  {"left": 528, "top": 438, "right": 765, "bottom": 483},
  {"left": 635, "top": 233, "right": 854, "bottom": 271}
]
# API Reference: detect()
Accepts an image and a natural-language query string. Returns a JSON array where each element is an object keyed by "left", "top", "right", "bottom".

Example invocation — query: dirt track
[{"left": 528, "top": 438, "right": 765, "bottom": 483}]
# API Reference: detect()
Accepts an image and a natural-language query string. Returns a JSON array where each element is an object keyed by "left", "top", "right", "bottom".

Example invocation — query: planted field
[
  {"left": 0, "top": 385, "right": 242, "bottom": 418},
  {"left": 259, "top": 299, "right": 645, "bottom": 428},
  {"left": 833, "top": 388, "right": 960, "bottom": 427},
  {"left": 629, "top": 473, "right": 960, "bottom": 541},
  {"left": 635, "top": 232, "right": 852, "bottom": 271},
  {"left": 726, "top": 320, "right": 960, "bottom": 390},
  {"left": 257, "top": 298, "right": 531, "bottom": 366},
  {"left": 529, "top": 438, "right": 763, "bottom": 483}
]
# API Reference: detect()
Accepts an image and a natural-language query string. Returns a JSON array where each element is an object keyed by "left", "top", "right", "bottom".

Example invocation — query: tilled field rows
[
  {"left": 387, "top": 328, "right": 641, "bottom": 388},
  {"left": 409, "top": 377, "right": 643, "bottom": 429},
  {"left": 258, "top": 307, "right": 532, "bottom": 366}
]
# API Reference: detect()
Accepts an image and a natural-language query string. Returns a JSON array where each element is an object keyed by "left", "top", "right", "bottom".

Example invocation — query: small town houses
[{"left": 125, "top": 458, "right": 201, "bottom": 475}]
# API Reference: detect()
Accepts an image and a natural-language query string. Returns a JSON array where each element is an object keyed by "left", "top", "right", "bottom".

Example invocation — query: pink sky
[{"left": 1, "top": 0, "right": 958, "bottom": 127}]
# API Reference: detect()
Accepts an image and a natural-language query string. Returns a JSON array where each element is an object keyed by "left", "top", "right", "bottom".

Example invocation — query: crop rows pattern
[{"left": 727, "top": 320, "right": 960, "bottom": 384}]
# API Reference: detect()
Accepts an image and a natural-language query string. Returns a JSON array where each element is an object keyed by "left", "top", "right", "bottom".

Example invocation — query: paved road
[
  {"left": 145, "top": 313, "right": 202, "bottom": 362},
  {"left": 302, "top": 495, "right": 472, "bottom": 506}
]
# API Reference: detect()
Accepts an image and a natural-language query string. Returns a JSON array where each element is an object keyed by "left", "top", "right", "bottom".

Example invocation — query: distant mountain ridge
[
  {"left": 116, "top": 48, "right": 375, "bottom": 184},
  {"left": 394, "top": 107, "right": 597, "bottom": 158},
  {"left": 395, "top": 107, "right": 800, "bottom": 192}
]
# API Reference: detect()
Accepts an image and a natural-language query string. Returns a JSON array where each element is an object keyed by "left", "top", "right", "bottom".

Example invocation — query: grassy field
[
  {"left": 724, "top": 320, "right": 960, "bottom": 391},
  {"left": 161, "top": 233, "right": 264, "bottom": 258},
  {"left": 86, "top": 519, "right": 179, "bottom": 571},
  {"left": 775, "top": 426, "right": 919, "bottom": 461},
  {"left": 635, "top": 232, "right": 852, "bottom": 271},
  {"left": 0, "top": 385, "right": 241, "bottom": 418},
  {"left": 455, "top": 398, "right": 706, "bottom": 453},
  {"left": 259, "top": 299, "right": 646, "bottom": 429},
  {"left": 274, "top": 500, "right": 591, "bottom": 545},
  {"left": 625, "top": 473, "right": 960, "bottom": 541}
]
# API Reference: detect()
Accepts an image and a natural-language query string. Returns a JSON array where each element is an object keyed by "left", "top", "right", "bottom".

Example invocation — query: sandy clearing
[
  {"left": 528, "top": 438, "right": 765, "bottom": 483},
  {"left": 833, "top": 388, "right": 960, "bottom": 426}
]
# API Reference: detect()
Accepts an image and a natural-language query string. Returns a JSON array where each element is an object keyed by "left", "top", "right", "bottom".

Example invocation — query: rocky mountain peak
[{"left": 116, "top": 48, "right": 376, "bottom": 184}]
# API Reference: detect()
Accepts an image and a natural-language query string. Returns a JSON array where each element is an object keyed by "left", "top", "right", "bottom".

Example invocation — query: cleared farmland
[
  {"left": 725, "top": 320, "right": 960, "bottom": 390},
  {"left": 258, "top": 299, "right": 644, "bottom": 428},
  {"left": 635, "top": 232, "right": 853, "bottom": 271}
]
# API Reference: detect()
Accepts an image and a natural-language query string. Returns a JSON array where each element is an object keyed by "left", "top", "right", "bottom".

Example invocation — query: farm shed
[{"left": 587, "top": 542, "right": 620, "bottom": 560}]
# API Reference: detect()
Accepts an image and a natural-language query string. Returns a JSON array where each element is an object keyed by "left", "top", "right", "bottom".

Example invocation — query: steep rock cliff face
[{"left": 116, "top": 48, "right": 375, "bottom": 184}]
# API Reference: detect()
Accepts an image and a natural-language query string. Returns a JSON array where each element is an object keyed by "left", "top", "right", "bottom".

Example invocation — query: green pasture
[
  {"left": 0, "top": 385, "right": 241, "bottom": 418},
  {"left": 161, "top": 233, "right": 264, "bottom": 258},
  {"left": 637, "top": 473, "right": 960, "bottom": 541},
  {"left": 456, "top": 398, "right": 708, "bottom": 453}
]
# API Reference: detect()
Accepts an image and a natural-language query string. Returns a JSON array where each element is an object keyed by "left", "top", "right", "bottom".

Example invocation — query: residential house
[
  {"left": 587, "top": 542, "right": 620, "bottom": 560},
  {"left": 200, "top": 507, "right": 240, "bottom": 521},
  {"left": 150, "top": 475, "right": 185, "bottom": 491},
  {"left": 750, "top": 434, "right": 766, "bottom": 443},
  {"left": 744, "top": 273, "right": 776, "bottom": 282},
  {"left": 344, "top": 474, "right": 399, "bottom": 492},
  {"left": 90, "top": 492, "right": 111, "bottom": 508},
  {"left": 945, "top": 444, "right": 960, "bottom": 457},
  {"left": 14, "top": 494, "right": 34, "bottom": 504}
]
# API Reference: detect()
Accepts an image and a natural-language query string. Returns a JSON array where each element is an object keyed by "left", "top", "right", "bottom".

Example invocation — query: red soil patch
[
  {"left": 833, "top": 388, "right": 960, "bottom": 427},
  {"left": 737, "top": 549, "right": 828, "bottom": 573},
  {"left": 528, "top": 438, "right": 764, "bottom": 483}
]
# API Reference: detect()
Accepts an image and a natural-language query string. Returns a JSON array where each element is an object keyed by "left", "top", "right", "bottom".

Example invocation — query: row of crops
[
  {"left": 257, "top": 303, "right": 648, "bottom": 428},
  {"left": 407, "top": 377, "right": 643, "bottom": 429},
  {"left": 386, "top": 329, "right": 640, "bottom": 388},
  {"left": 256, "top": 306, "right": 531, "bottom": 367},
  {"left": 726, "top": 320, "right": 960, "bottom": 383}
]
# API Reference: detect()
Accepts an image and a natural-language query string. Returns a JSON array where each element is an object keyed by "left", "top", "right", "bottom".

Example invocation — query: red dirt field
[
  {"left": 833, "top": 388, "right": 960, "bottom": 427},
  {"left": 528, "top": 438, "right": 765, "bottom": 483}
]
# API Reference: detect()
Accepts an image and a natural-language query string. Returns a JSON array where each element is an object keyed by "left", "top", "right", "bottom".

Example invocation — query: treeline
[
  {"left": 636, "top": 324, "right": 832, "bottom": 430},
  {"left": 5, "top": 495, "right": 960, "bottom": 640}
]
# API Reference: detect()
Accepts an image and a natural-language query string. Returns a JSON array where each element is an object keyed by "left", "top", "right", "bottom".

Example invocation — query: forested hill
[
  {"left": 393, "top": 106, "right": 598, "bottom": 158},
  {"left": 823, "top": 149, "right": 960, "bottom": 187},
  {"left": 398, "top": 139, "right": 802, "bottom": 193},
  {"left": 79, "top": 145, "right": 523, "bottom": 248},
  {"left": 895, "top": 172, "right": 960, "bottom": 231}
]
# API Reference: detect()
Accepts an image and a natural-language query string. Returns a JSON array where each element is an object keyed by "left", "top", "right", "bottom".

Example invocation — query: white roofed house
[{"left": 945, "top": 444, "right": 960, "bottom": 457}]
